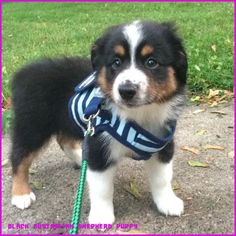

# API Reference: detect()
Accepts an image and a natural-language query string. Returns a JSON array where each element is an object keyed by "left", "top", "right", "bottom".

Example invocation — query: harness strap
[{"left": 68, "top": 72, "right": 176, "bottom": 160}]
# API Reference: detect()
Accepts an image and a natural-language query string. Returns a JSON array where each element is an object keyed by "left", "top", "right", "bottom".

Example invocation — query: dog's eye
[
  {"left": 145, "top": 58, "right": 159, "bottom": 69},
  {"left": 112, "top": 58, "right": 122, "bottom": 69}
]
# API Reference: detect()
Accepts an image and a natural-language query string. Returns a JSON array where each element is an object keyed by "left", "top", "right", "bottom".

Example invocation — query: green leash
[
  {"left": 69, "top": 159, "right": 87, "bottom": 234},
  {"left": 69, "top": 114, "right": 97, "bottom": 234}
]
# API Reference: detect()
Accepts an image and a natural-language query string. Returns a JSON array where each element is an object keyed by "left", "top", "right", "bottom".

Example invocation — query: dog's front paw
[
  {"left": 88, "top": 207, "right": 115, "bottom": 225},
  {"left": 155, "top": 194, "right": 184, "bottom": 216},
  {"left": 11, "top": 192, "right": 36, "bottom": 210}
]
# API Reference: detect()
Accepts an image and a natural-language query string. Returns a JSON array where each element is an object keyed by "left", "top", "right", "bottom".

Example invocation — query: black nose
[{"left": 118, "top": 83, "right": 138, "bottom": 101}]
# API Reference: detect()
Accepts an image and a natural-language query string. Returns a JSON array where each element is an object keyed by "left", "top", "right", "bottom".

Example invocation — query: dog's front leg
[
  {"left": 145, "top": 147, "right": 184, "bottom": 216},
  {"left": 85, "top": 134, "right": 116, "bottom": 225},
  {"left": 87, "top": 166, "right": 116, "bottom": 224}
]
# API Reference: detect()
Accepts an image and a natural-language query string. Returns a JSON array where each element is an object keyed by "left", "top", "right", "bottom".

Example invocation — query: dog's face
[{"left": 91, "top": 21, "right": 187, "bottom": 108}]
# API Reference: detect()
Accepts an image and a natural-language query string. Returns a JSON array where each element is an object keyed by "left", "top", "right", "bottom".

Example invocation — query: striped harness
[{"left": 68, "top": 72, "right": 176, "bottom": 160}]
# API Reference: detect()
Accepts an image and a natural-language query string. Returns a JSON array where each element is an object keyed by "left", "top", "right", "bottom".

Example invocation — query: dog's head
[{"left": 91, "top": 21, "right": 187, "bottom": 108}]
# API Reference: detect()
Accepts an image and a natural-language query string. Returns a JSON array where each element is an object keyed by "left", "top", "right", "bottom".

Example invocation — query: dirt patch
[{"left": 1, "top": 102, "right": 234, "bottom": 234}]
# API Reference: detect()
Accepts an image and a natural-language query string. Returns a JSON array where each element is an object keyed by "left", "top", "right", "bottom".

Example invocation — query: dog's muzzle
[{"left": 118, "top": 81, "right": 139, "bottom": 101}]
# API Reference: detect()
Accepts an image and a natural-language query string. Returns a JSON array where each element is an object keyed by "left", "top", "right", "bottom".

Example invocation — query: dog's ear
[
  {"left": 160, "top": 21, "right": 177, "bottom": 33},
  {"left": 91, "top": 37, "right": 106, "bottom": 70},
  {"left": 176, "top": 50, "right": 188, "bottom": 84},
  {"left": 161, "top": 22, "right": 188, "bottom": 84}
]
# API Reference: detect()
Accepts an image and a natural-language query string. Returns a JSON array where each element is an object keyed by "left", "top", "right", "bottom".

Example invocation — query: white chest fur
[{"left": 104, "top": 95, "right": 185, "bottom": 161}]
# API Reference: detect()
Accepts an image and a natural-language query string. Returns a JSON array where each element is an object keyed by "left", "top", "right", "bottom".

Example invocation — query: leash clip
[{"left": 84, "top": 109, "right": 100, "bottom": 136}]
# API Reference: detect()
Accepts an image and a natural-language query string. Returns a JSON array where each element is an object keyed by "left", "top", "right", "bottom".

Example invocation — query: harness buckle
[{"left": 84, "top": 109, "right": 100, "bottom": 136}]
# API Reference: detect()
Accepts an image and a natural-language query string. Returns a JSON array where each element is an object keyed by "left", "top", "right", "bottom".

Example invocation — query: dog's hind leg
[
  {"left": 10, "top": 125, "right": 51, "bottom": 209},
  {"left": 11, "top": 155, "right": 36, "bottom": 209},
  {"left": 56, "top": 134, "right": 82, "bottom": 168}
]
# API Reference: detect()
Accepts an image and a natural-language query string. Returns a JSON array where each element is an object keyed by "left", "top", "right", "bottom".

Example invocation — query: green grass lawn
[{"left": 1, "top": 2, "right": 234, "bottom": 131}]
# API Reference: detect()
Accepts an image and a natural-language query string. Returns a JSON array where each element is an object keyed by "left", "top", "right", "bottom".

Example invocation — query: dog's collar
[{"left": 68, "top": 72, "right": 176, "bottom": 161}]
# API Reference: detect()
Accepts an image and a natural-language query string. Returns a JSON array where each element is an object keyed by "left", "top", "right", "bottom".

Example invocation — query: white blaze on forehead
[
  {"left": 114, "top": 21, "right": 146, "bottom": 104},
  {"left": 123, "top": 21, "right": 143, "bottom": 64}
]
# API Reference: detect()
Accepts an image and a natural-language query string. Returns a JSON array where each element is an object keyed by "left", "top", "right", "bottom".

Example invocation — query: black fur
[
  {"left": 158, "top": 140, "right": 175, "bottom": 163},
  {"left": 11, "top": 57, "right": 92, "bottom": 172},
  {"left": 83, "top": 135, "right": 114, "bottom": 171}
]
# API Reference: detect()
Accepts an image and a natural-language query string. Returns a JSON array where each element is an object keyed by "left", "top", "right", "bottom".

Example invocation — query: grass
[{"left": 2, "top": 2, "right": 234, "bottom": 132}]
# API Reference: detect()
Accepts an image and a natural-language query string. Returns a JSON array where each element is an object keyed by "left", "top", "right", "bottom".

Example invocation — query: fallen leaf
[
  {"left": 210, "top": 111, "right": 227, "bottom": 115},
  {"left": 190, "top": 96, "right": 201, "bottom": 102},
  {"left": 195, "top": 129, "right": 208, "bottom": 136},
  {"left": 188, "top": 160, "right": 209, "bottom": 168},
  {"left": 205, "top": 89, "right": 234, "bottom": 108},
  {"left": 203, "top": 145, "right": 224, "bottom": 150},
  {"left": 192, "top": 109, "right": 205, "bottom": 114},
  {"left": 124, "top": 182, "right": 142, "bottom": 199},
  {"left": 224, "top": 90, "right": 233, "bottom": 97},
  {"left": 218, "top": 95, "right": 227, "bottom": 101},
  {"left": 219, "top": 101, "right": 228, "bottom": 105},
  {"left": 181, "top": 146, "right": 200, "bottom": 155},
  {"left": 29, "top": 169, "right": 37, "bottom": 175},
  {"left": 172, "top": 181, "right": 180, "bottom": 190},
  {"left": 211, "top": 44, "right": 217, "bottom": 52},
  {"left": 207, "top": 89, "right": 221, "bottom": 99},
  {"left": 228, "top": 151, "right": 234, "bottom": 159},
  {"left": 30, "top": 181, "right": 44, "bottom": 190},
  {"left": 2, "top": 159, "right": 8, "bottom": 167},
  {"left": 209, "top": 101, "right": 218, "bottom": 107}
]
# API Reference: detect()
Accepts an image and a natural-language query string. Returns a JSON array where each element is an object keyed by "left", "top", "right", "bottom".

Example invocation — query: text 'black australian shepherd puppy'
[{"left": 11, "top": 20, "right": 187, "bottom": 224}]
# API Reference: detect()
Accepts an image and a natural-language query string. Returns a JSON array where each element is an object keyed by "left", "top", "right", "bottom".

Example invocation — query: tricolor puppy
[{"left": 11, "top": 21, "right": 187, "bottom": 224}]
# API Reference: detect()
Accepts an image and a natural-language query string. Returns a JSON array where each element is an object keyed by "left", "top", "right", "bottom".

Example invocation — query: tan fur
[
  {"left": 12, "top": 155, "right": 35, "bottom": 196},
  {"left": 97, "top": 67, "right": 113, "bottom": 98},
  {"left": 56, "top": 134, "right": 81, "bottom": 151},
  {"left": 148, "top": 67, "right": 177, "bottom": 102},
  {"left": 114, "top": 45, "right": 125, "bottom": 56},
  {"left": 141, "top": 45, "right": 154, "bottom": 56}
]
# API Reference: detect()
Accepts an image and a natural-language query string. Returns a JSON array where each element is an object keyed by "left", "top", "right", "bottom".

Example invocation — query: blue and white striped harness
[{"left": 68, "top": 72, "right": 176, "bottom": 160}]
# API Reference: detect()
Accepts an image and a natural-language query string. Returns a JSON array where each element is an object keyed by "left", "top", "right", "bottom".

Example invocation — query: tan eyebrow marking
[
  {"left": 141, "top": 45, "right": 154, "bottom": 56},
  {"left": 114, "top": 45, "right": 125, "bottom": 56}
]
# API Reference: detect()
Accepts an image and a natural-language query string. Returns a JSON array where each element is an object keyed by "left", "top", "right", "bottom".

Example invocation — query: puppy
[{"left": 11, "top": 21, "right": 187, "bottom": 224}]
